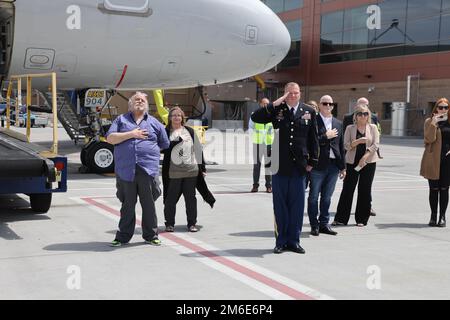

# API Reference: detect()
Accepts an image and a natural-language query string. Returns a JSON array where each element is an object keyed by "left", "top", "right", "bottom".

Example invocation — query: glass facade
[
  {"left": 320, "top": 0, "right": 450, "bottom": 63},
  {"left": 279, "top": 19, "right": 302, "bottom": 68},
  {"left": 261, "top": 0, "right": 303, "bottom": 13}
]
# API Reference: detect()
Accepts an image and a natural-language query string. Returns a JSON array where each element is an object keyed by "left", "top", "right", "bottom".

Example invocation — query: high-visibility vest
[{"left": 253, "top": 122, "right": 274, "bottom": 145}]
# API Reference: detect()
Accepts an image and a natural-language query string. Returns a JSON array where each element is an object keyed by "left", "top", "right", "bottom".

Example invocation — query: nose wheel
[{"left": 80, "top": 141, "right": 114, "bottom": 173}]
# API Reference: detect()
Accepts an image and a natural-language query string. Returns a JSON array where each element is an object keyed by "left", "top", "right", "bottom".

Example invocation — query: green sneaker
[
  {"left": 109, "top": 240, "right": 122, "bottom": 247},
  {"left": 145, "top": 238, "right": 162, "bottom": 246}
]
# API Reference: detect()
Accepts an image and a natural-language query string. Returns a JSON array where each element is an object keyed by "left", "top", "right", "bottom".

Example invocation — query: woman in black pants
[
  {"left": 162, "top": 107, "right": 206, "bottom": 232},
  {"left": 332, "top": 104, "right": 380, "bottom": 227},
  {"left": 420, "top": 98, "right": 450, "bottom": 227}
]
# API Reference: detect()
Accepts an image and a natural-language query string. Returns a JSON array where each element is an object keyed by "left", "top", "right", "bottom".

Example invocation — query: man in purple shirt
[{"left": 106, "top": 91, "right": 169, "bottom": 247}]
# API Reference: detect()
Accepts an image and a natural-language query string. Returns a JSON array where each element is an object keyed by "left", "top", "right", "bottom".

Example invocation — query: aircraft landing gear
[{"left": 80, "top": 140, "right": 114, "bottom": 174}]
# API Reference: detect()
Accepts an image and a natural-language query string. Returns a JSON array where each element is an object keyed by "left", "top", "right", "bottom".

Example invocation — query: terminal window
[{"left": 319, "top": 0, "right": 450, "bottom": 63}]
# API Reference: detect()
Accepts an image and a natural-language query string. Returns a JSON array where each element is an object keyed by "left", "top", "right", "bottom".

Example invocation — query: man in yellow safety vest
[{"left": 249, "top": 98, "right": 274, "bottom": 193}]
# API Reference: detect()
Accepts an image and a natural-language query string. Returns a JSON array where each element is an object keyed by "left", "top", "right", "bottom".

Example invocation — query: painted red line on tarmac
[
  {"left": 82, "top": 197, "right": 121, "bottom": 218},
  {"left": 162, "top": 232, "right": 314, "bottom": 300},
  {"left": 81, "top": 197, "right": 315, "bottom": 300}
]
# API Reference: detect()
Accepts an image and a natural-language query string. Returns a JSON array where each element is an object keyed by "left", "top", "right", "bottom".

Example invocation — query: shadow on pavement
[
  {"left": 0, "top": 197, "right": 50, "bottom": 240},
  {"left": 375, "top": 223, "right": 429, "bottom": 229},
  {"left": 43, "top": 241, "right": 144, "bottom": 252},
  {"left": 229, "top": 230, "right": 310, "bottom": 239}
]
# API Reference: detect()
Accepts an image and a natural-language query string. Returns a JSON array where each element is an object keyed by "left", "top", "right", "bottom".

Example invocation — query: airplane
[{"left": 0, "top": 0, "right": 291, "bottom": 172}]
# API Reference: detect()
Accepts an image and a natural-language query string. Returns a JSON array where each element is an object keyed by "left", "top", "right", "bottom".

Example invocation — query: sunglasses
[
  {"left": 356, "top": 112, "right": 369, "bottom": 117},
  {"left": 321, "top": 102, "right": 333, "bottom": 106},
  {"left": 437, "top": 105, "right": 449, "bottom": 110}
]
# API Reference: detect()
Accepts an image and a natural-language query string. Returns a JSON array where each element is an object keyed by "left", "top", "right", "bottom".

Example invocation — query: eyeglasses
[
  {"left": 437, "top": 105, "right": 449, "bottom": 110},
  {"left": 321, "top": 102, "right": 333, "bottom": 106},
  {"left": 356, "top": 112, "right": 369, "bottom": 117}
]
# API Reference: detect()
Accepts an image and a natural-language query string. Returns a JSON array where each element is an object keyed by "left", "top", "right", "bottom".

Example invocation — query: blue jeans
[{"left": 307, "top": 162, "right": 339, "bottom": 230}]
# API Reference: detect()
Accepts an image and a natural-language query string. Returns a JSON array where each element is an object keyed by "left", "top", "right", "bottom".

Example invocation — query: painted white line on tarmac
[
  {"left": 72, "top": 196, "right": 334, "bottom": 300},
  {"left": 68, "top": 180, "right": 115, "bottom": 185},
  {"left": 377, "top": 171, "right": 421, "bottom": 178},
  {"left": 69, "top": 188, "right": 116, "bottom": 191},
  {"left": 70, "top": 197, "right": 120, "bottom": 223},
  {"left": 173, "top": 232, "right": 334, "bottom": 300}
]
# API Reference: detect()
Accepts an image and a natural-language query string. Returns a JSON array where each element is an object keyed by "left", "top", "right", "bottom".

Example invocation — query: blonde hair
[
  {"left": 353, "top": 104, "right": 372, "bottom": 124},
  {"left": 306, "top": 100, "right": 319, "bottom": 112}
]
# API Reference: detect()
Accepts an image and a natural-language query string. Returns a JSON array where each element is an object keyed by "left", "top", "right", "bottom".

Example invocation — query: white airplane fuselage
[{"left": 2, "top": 0, "right": 291, "bottom": 90}]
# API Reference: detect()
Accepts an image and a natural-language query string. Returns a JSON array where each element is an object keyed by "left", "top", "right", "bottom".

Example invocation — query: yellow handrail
[
  {"left": 153, "top": 89, "right": 169, "bottom": 125},
  {"left": 6, "top": 72, "right": 58, "bottom": 154}
]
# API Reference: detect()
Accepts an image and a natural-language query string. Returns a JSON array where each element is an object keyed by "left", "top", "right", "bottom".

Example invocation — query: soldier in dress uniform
[{"left": 251, "top": 82, "right": 319, "bottom": 254}]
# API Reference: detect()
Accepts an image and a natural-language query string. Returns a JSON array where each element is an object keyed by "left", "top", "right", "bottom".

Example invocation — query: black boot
[
  {"left": 429, "top": 212, "right": 438, "bottom": 226},
  {"left": 437, "top": 214, "right": 446, "bottom": 227}
]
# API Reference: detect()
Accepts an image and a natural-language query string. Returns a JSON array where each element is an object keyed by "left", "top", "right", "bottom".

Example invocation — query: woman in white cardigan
[{"left": 332, "top": 104, "right": 380, "bottom": 226}]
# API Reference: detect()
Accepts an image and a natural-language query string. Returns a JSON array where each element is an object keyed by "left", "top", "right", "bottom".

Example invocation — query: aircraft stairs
[
  {"left": 0, "top": 21, "right": 7, "bottom": 86},
  {"left": 41, "top": 91, "right": 86, "bottom": 144}
]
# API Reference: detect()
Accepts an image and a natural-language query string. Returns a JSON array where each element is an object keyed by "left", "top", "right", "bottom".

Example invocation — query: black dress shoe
[
  {"left": 319, "top": 226, "right": 338, "bottom": 235},
  {"left": 273, "top": 246, "right": 284, "bottom": 254},
  {"left": 310, "top": 228, "right": 319, "bottom": 236},
  {"left": 286, "top": 244, "right": 305, "bottom": 254}
]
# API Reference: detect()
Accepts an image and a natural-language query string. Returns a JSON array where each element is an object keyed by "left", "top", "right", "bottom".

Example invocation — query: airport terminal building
[{"left": 255, "top": 0, "right": 450, "bottom": 136}]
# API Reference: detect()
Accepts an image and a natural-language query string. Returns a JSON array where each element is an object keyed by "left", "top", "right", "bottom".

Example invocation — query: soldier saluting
[{"left": 251, "top": 82, "right": 319, "bottom": 254}]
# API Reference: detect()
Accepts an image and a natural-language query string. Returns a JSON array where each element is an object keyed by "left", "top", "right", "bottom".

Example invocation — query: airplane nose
[
  {"left": 239, "top": 0, "right": 291, "bottom": 72},
  {"left": 264, "top": 14, "right": 291, "bottom": 70},
  {"left": 176, "top": 0, "right": 292, "bottom": 86}
]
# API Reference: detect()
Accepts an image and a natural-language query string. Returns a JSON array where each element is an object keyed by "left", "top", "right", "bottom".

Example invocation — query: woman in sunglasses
[
  {"left": 420, "top": 98, "right": 450, "bottom": 227},
  {"left": 332, "top": 104, "right": 380, "bottom": 227}
]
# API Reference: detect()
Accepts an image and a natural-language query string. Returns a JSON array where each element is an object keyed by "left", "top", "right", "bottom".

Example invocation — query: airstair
[
  {"left": 0, "top": 21, "right": 8, "bottom": 86},
  {"left": 41, "top": 91, "right": 86, "bottom": 144}
]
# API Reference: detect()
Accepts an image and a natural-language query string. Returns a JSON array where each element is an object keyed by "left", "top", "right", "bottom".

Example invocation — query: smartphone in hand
[{"left": 354, "top": 165, "right": 362, "bottom": 172}]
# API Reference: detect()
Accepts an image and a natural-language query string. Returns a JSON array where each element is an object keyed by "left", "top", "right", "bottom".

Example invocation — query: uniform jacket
[
  {"left": 316, "top": 115, "right": 345, "bottom": 171},
  {"left": 251, "top": 102, "right": 319, "bottom": 176},
  {"left": 420, "top": 118, "right": 442, "bottom": 180},
  {"left": 344, "top": 123, "right": 380, "bottom": 165}
]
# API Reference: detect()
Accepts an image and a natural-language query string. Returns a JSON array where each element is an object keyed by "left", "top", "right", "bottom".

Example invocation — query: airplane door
[{"left": 98, "top": 0, "right": 152, "bottom": 16}]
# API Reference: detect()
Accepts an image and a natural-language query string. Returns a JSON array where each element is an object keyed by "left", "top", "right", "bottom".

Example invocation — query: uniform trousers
[{"left": 272, "top": 170, "right": 305, "bottom": 247}]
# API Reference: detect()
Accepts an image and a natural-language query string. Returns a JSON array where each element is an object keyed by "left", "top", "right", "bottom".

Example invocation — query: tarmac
[{"left": 1, "top": 126, "right": 449, "bottom": 300}]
